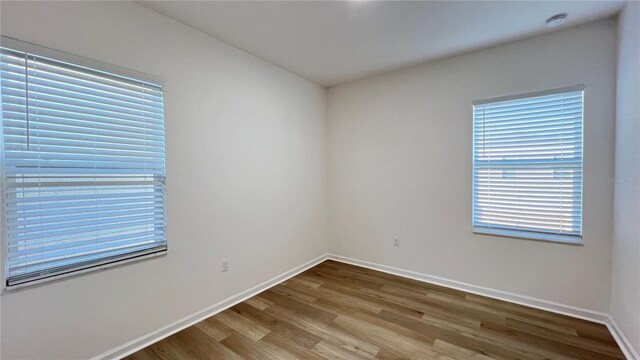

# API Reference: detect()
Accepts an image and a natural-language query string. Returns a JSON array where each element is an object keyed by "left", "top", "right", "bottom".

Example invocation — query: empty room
[{"left": 0, "top": 1, "right": 638, "bottom": 359}]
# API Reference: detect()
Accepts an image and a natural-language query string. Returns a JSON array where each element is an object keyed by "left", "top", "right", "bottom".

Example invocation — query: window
[
  {"left": 1, "top": 38, "right": 166, "bottom": 287},
  {"left": 472, "top": 86, "right": 584, "bottom": 243}
]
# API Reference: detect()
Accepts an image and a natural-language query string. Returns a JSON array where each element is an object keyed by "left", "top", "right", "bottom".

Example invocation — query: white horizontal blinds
[
  {"left": 1, "top": 47, "right": 166, "bottom": 286},
  {"left": 473, "top": 89, "right": 583, "bottom": 240}
]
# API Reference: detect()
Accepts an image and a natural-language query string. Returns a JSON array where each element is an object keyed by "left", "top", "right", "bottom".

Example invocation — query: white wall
[
  {"left": 0, "top": 1, "right": 327, "bottom": 359},
  {"left": 612, "top": 2, "right": 640, "bottom": 355},
  {"left": 328, "top": 20, "right": 617, "bottom": 313}
]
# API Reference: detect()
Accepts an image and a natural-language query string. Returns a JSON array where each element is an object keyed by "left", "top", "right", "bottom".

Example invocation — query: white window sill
[
  {"left": 473, "top": 227, "right": 583, "bottom": 245},
  {"left": 3, "top": 247, "right": 167, "bottom": 291}
]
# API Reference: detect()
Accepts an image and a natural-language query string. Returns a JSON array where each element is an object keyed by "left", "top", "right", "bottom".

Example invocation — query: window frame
[
  {"left": 0, "top": 36, "right": 167, "bottom": 289},
  {"left": 471, "top": 85, "right": 585, "bottom": 245}
]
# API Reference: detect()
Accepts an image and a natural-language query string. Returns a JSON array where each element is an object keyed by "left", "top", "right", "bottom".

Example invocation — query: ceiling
[{"left": 139, "top": 1, "right": 624, "bottom": 87}]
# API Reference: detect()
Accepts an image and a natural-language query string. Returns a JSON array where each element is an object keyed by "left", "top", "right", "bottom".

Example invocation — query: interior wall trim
[
  {"left": 92, "top": 253, "right": 329, "bottom": 360},
  {"left": 327, "top": 253, "right": 639, "bottom": 360},
  {"left": 605, "top": 314, "right": 640, "bottom": 360},
  {"left": 93, "top": 252, "right": 638, "bottom": 360}
]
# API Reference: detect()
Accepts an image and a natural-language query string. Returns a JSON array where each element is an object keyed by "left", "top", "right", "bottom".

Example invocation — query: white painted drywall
[
  {"left": 0, "top": 1, "right": 327, "bottom": 359},
  {"left": 327, "top": 19, "right": 617, "bottom": 313},
  {"left": 611, "top": 2, "right": 640, "bottom": 355}
]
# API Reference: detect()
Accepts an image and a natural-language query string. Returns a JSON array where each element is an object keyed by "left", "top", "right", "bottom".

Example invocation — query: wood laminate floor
[{"left": 126, "top": 260, "right": 625, "bottom": 360}]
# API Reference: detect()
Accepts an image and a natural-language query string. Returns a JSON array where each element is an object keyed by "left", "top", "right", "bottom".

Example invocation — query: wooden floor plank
[
  {"left": 264, "top": 304, "right": 381, "bottom": 358},
  {"left": 215, "top": 308, "right": 271, "bottom": 341},
  {"left": 485, "top": 320, "right": 617, "bottom": 360},
  {"left": 193, "top": 317, "right": 234, "bottom": 342},
  {"left": 311, "top": 339, "right": 370, "bottom": 360},
  {"left": 432, "top": 339, "right": 496, "bottom": 360},
  {"left": 261, "top": 289, "right": 339, "bottom": 324},
  {"left": 377, "top": 309, "right": 525, "bottom": 360},
  {"left": 145, "top": 335, "right": 195, "bottom": 360},
  {"left": 505, "top": 318, "right": 623, "bottom": 357},
  {"left": 126, "top": 260, "right": 624, "bottom": 360},
  {"left": 261, "top": 332, "right": 328, "bottom": 360},
  {"left": 171, "top": 327, "right": 244, "bottom": 360},
  {"left": 232, "top": 302, "right": 323, "bottom": 349},
  {"left": 220, "top": 332, "right": 297, "bottom": 360},
  {"left": 244, "top": 295, "right": 274, "bottom": 310},
  {"left": 332, "top": 313, "right": 443, "bottom": 359}
]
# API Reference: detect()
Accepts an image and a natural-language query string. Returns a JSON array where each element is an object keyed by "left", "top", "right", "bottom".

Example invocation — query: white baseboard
[
  {"left": 93, "top": 253, "right": 329, "bottom": 360},
  {"left": 327, "top": 254, "right": 639, "bottom": 360},
  {"left": 605, "top": 315, "right": 640, "bottom": 360},
  {"left": 94, "top": 251, "right": 638, "bottom": 360}
]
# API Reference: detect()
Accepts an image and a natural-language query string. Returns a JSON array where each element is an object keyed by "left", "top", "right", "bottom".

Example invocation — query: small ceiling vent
[{"left": 546, "top": 13, "right": 568, "bottom": 28}]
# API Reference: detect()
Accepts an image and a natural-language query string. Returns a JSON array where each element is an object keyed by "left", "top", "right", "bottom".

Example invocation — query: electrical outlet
[
  {"left": 394, "top": 237, "right": 400, "bottom": 247},
  {"left": 222, "top": 259, "right": 229, "bottom": 272}
]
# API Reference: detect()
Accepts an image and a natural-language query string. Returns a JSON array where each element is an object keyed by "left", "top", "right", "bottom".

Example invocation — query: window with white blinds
[
  {"left": 0, "top": 39, "right": 166, "bottom": 287},
  {"left": 472, "top": 86, "right": 584, "bottom": 243}
]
